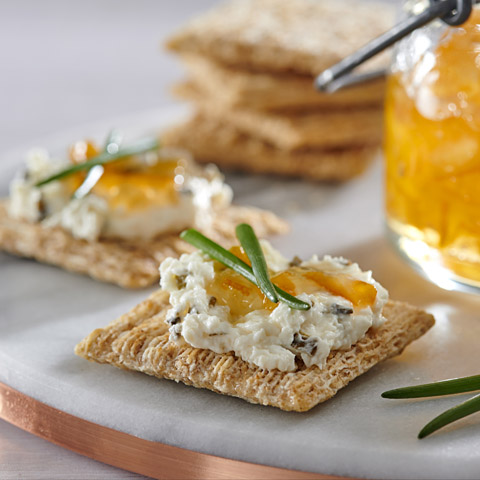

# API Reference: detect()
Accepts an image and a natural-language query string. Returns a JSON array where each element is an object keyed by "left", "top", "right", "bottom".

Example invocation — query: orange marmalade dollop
[
  {"left": 385, "top": 8, "right": 480, "bottom": 283},
  {"left": 205, "top": 247, "right": 377, "bottom": 318},
  {"left": 68, "top": 139, "right": 182, "bottom": 211}
]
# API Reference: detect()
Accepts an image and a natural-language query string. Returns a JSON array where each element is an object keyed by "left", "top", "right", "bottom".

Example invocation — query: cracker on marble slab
[
  {"left": 166, "top": 0, "right": 393, "bottom": 76},
  {"left": 75, "top": 289, "right": 434, "bottom": 412},
  {"left": 162, "top": 114, "right": 380, "bottom": 181},
  {"left": 176, "top": 54, "right": 386, "bottom": 112},
  {"left": 0, "top": 201, "right": 287, "bottom": 288},
  {"left": 175, "top": 81, "right": 384, "bottom": 151}
]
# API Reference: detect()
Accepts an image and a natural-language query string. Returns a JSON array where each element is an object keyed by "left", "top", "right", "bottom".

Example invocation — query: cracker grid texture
[
  {"left": 176, "top": 54, "right": 386, "bottom": 111},
  {"left": 163, "top": 114, "right": 378, "bottom": 181},
  {"left": 164, "top": 0, "right": 392, "bottom": 180},
  {"left": 173, "top": 81, "right": 384, "bottom": 150},
  {"left": 76, "top": 290, "right": 434, "bottom": 411},
  {"left": 0, "top": 201, "right": 287, "bottom": 288},
  {"left": 167, "top": 0, "right": 392, "bottom": 75}
]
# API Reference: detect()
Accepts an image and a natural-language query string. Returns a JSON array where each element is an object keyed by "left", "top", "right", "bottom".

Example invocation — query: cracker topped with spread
[
  {"left": 0, "top": 134, "right": 287, "bottom": 287},
  {"left": 76, "top": 226, "right": 434, "bottom": 411}
]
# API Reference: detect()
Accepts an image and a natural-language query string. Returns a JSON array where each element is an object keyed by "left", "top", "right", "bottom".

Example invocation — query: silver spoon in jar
[{"left": 315, "top": 0, "right": 475, "bottom": 93}]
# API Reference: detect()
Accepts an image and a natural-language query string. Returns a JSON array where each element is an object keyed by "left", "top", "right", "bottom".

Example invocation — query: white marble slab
[{"left": 2, "top": 107, "right": 480, "bottom": 480}]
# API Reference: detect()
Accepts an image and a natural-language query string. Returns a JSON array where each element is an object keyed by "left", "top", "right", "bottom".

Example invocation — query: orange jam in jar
[
  {"left": 384, "top": 6, "right": 480, "bottom": 291},
  {"left": 205, "top": 249, "right": 377, "bottom": 319}
]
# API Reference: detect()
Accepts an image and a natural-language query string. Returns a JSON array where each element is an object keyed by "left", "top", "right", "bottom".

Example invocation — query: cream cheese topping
[
  {"left": 43, "top": 195, "right": 109, "bottom": 242},
  {"left": 8, "top": 147, "right": 232, "bottom": 242},
  {"left": 160, "top": 242, "right": 389, "bottom": 372},
  {"left": 9, "top": 148, "right": 71, "bottom": 222}
]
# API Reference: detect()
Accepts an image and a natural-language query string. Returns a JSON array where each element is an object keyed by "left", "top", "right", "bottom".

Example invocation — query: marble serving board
[{"left": 1, "top": 108, "right": 480, "bottom": 480}]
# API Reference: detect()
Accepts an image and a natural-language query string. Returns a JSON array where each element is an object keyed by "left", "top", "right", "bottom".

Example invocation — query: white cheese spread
[
  {"left": 160, "top": 242, "right": 389, "bottom": 372},
  {"left": 43, "top": 195, "right": 109, "bottom": 242},
  {"left": 8, "top": 147, "right": 232, "bottom": 242}
]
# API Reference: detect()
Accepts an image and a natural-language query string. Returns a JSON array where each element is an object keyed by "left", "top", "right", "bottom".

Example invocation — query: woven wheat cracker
[
  {"left": 75, "top": 289, "right": 434, "bottom": 411},
  {"left": 175, "top": 81, "right": 383, "bottom": 151},
  {"left": 177, "top": 54, "right": 386, "bottom": 111},
  {"left": 166, "top": 0, "right": 393, "bottom": 76},
  {"left": 0, "top": 201, "right": 287, "bottom": 288},
  {"left": 162, "top": 114, "right": 379, "bottom": 181}
]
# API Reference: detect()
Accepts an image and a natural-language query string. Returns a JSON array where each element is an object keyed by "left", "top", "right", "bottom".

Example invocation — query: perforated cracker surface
[
  {"left": 178, "top": 54, "right": 386, "bottom": 111},
  {"left": 75, "top": 290, "right": 434, "bottom": 411},
  {"left": 176, "top": 81, "right": 383, "bottom": 150},
  {"left": 162, "top": 114, "right": 379, "bottom": 181},
  {"left": 0, "top": 201, "right": 287, "bottom": 288},
  {"left": 167, "top": 0, "right": 393, "bottom": 75}
]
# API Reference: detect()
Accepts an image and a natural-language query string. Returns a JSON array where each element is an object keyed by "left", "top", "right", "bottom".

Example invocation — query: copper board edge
[{"left": 0, "top": 381, "right": 352, "bottom": 480}]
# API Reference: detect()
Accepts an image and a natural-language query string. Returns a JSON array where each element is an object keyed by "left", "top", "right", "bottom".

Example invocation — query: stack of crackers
[{"left": 163, "top": 0, "right": 393, "bottom": 181}]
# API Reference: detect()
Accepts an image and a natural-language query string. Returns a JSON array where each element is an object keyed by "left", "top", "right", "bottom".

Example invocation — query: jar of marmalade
[{"left": 384, "top": 1, "right": 480, "bottom": 292}]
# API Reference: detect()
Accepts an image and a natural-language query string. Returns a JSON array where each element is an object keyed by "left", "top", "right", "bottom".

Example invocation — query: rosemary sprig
[
  {"left": 382, "top": 374, "right": 480, "bottom": 438},
  {"left": 235, "top": 223, "right": 278, "bottom": 304},
  {"left": 418, "top": 393, "right": 480, "bottom": 439},
  {"left": 382, "top": 375, "right": 480, "bottom": 399},
  {"left": 35, "top": 136, "right": 160, "bottom": 187},
  {"left": 180, "top": 228, "right": 310, "bottom": 311}
]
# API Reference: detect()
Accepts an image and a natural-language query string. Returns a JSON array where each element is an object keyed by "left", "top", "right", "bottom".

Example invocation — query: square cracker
[
  {"left": 166, "top": 0, "right": 393, "bottom": 76},
  {"left": 177, "top": 54, "right": 386, "bottom": 111},
  {"left": 75, "top": 289, "right": 435, "bottom": 411},
  {"left": 162, "top": 114, "right": 380, "bottom": 181},
  {"left": 0, "top": 201, "right": 287, "bottom": 288},
  {"left": 174, "top": 81, "right": 384, "bottom": 151}
]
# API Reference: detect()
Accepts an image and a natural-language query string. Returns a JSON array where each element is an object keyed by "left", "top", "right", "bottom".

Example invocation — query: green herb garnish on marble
[{"left": 382, "top": 374, "right": 480, "bottom": 438}]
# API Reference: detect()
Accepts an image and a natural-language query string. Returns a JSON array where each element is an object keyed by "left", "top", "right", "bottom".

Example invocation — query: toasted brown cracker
[
  {"left": 75, "top": 290, "right": 435, "bottom": 411},
  {"left": 177, "top": 54, "right": 386, "bottom": 111},
  {"left": 162, "top": 114, "right": 379, "bottom": 181},
  {"left": 176, "top": 81, "right": 383, "bottom": 151},
  {"left": 0, "top": 201, "right": 287, "bottom": 288},
  {"left": 166, "top": 0, "right": 393, "bottom": 76}
]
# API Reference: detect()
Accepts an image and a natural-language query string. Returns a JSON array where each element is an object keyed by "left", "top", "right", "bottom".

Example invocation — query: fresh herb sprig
[
  {"left": 382, "top": 374, "right": 480, "bottom": 438},
  {"left": 35, "top": 136, "right": 160, "bottom": 187},
  {"left": 180, "top": 228, "right": 310, "bottom": 311},
  {"left": 235, "top": 223, "right": 278, "bottom": 304}
]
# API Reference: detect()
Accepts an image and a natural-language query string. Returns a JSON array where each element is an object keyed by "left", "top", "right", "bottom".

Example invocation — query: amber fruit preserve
[{"left": 384, "top": 8, "right": 480, "bottom": 291}]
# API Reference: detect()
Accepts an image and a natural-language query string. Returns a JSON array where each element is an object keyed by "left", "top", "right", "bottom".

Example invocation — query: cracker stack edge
[{"left": 163, "top": 0, "right": 394, "bottom": 181}]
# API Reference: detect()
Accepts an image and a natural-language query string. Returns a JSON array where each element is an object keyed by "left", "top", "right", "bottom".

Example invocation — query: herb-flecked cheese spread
[
  {"left": 9, "top": 147, "right": 232, "bottom": 242},
  {"left": 160, "top": 241, "right": 389, "bottom": 372}
]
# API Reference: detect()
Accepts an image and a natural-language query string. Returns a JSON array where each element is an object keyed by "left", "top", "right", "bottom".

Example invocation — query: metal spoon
[{"left": 315, "top": 0, "right": 474, "bottom": 93}]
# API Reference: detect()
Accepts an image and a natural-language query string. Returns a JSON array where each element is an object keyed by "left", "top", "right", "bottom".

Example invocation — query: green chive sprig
[
  {"left": 235, "top": 223, "right": 278, "bottom": 304},
  {"left": 382, "top": 374, "right": 480, "bottom": 438},
  {"left": 382, "top": 375, "right": 480, "bottom": 399},
  {"left": 180, "top": 228, "right": 310, "bottom": 311},
  {"left": 418, "top": 393, "right": 480, "bottom": 439},
  {"left": 35, "top": 136, "right": 160, "bottom": 187}
]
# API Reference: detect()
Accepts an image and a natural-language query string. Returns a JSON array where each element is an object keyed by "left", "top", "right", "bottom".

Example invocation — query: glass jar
[{"left": 384, "top": 0, "right": 480, "bottom": 292}]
